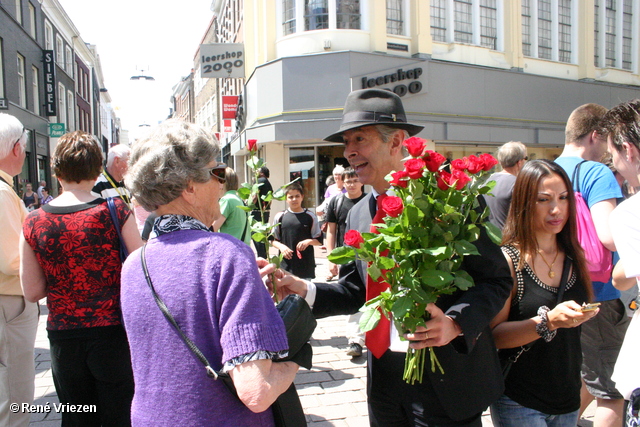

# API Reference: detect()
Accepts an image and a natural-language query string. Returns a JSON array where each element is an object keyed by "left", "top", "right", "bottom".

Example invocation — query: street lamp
[{"left": 130, "top": 69, "right": 155, "bottom": 81}]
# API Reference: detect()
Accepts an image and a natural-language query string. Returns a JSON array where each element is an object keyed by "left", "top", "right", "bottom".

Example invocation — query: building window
[
  {"left": 28, "top": 2, "right": 36, "bottom": 39},
  {"left": 522, "top": 0, "right": 574, "bottom": 63},
  {"left": 283, "top": 0, "right": 296, "bottom": 35},
  {"left": 44, "top": 20, "right": 53, "bottom": 50},
  {"left": 67, "top": 90, "right": 74, "bottom": 130},
  {"left": 58, "top": 83, "right": 66, "bottom": 127},
  {"left": 454, "top": 0, "right": 473, "bottom": 44},
  {"left": 32, "top": 66, "right": 39, "bottom": 115},
  {"left": 65, "top": 46, "right": 73, "bottom": 74},
  {"left": 0, "top": 39, "right": 5, "bottom": 99},
  {"left": 430, "top": 0, "right": 500, "bottom": 50},
  {"left": 56, "top": 36, "right": 64, "bottom": 65},
  {"left": 387, "top": 0, "right": 404, "bottom": 35},
  {"left": 15, "top": 0, "right": 22, "bottom": 25},
  {"left": 305, "top": 0, "right": 329, "bottom": 31},
  {"left": 594, "top": 0, "right": 634, "bottom": 70},
  {"left": 17, "top": 54, "right": 26, "bottom": 108},
  {"left": 480, "top": 0, "right": 498, "bottom": 50},
  {"left": 337, "top": 0, "right": 360, "bottom": 29},
  {"left": 558, "top": 0, "right": 572, "bottom": 62},
  {"left": 622, "top": 0, "right": 633, "bottom": 70}
]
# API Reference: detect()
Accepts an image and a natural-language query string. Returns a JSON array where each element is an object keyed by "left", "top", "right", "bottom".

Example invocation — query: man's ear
[{"left": 389, "top": 130, "right": 404, "bottom": 154}]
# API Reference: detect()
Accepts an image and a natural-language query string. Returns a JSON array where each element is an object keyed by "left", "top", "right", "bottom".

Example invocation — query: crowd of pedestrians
[{"left": 1, "top": 91, "right": 639, "bottom": 427}]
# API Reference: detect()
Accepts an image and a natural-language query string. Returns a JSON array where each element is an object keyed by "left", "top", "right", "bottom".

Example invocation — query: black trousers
[
  {"left": 367, "top": 350, "right": 482, "bottom": 427},
  {"left": 251, "top": 210, "right": 270, "bottom": 259},
  {"left": 49, "top": 325, "right": 134, "bottom": 427}
]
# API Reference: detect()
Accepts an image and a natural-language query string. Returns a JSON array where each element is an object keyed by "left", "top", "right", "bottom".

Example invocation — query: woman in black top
[
  {"left": 22, "top": 182, "right": 38, "bottom": 211},
  {"left": 490, "top": 160, "right": 597, "bottom": 427}
]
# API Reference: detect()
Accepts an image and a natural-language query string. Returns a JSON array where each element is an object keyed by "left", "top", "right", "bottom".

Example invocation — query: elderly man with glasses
[{"left": 0, "top": 113, "right": 39, "bottom": 426}]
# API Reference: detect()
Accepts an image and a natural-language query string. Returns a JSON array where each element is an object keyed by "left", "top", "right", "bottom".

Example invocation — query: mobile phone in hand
[{"left": 580, "top": 302, "right": 601, "bottom": 312}]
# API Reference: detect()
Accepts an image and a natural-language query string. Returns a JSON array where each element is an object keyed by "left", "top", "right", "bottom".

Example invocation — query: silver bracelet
[{"left": 536, "top": 305, "right": 557, "bottom": 342}]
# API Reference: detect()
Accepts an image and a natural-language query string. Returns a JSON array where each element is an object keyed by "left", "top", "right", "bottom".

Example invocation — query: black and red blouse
[{"left": 23, "top": 198, "right": 130, "bottom": 331}]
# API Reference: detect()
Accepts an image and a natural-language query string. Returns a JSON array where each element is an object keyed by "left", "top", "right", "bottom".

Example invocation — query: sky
[{"left": 57, "top": 0, "right": 214, "bottom": 140}]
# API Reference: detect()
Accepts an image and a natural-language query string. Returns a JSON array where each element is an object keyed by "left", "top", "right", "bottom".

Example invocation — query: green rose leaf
[
  {"left": 483, "top": 221, "right": 503, "bottom": 245},
  {"left": 454, "top": 270, "right": 476, "bottom": 290},
  {"left": 359, "top": 304, "right": 381, "bottom": 332},
  {"left": 391, "top": 295, "right": 415, "bottom": 319},
  {"left": 454, "top": 240, "right": 480, "bottom": 256},
  {"left": 377, "top": 256, "right": 396, "bottom": 270},
  {"left": 327, "top": 246, "right": 355, "bottom": 264},
  {"left": 420, "top": 270, "right": 454, "bottom": 289},
  {"left": 368, "top": 264, "right": 382, "bottom": 281},
  {"left": 237, "top": 187, "right": 252, "bottom": 200}
]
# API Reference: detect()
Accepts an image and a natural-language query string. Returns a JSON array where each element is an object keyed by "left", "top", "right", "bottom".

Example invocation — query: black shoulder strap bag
[
  {"left": 141, "top": 244, "right": 314, "bottom": 427},
  {"left": 501, "top": 254, "right": 571, "bottom": 378}
]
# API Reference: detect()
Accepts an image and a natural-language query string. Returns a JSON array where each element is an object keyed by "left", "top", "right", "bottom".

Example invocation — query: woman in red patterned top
[{"left": 20, "top": 131, "right": 142, "bottom": 426}]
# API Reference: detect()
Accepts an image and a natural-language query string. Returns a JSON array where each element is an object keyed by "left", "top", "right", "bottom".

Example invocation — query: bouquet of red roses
[{"left": 328, "top": 137, "right": 500, "bottom": 384}]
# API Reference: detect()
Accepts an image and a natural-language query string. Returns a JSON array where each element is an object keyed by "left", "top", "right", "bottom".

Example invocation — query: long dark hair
[{"left": 502, "top": 159, "right": 593, "bottom": 301}]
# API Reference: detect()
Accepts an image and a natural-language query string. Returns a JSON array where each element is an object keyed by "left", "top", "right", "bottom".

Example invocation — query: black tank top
[{"left": 500, "top": 245, "right": 588, "bottom": 415}]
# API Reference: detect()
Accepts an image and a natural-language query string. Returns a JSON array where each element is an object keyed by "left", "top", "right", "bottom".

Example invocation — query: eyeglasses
[
  {"left": 344, "top": 179, "right": 360, "bottom": 185},
  {"left": 209, "top": 164, "right": 227, "bottom": 183},
  {"left": 13, "top": 127, "right": 25, "bottom": 150}
]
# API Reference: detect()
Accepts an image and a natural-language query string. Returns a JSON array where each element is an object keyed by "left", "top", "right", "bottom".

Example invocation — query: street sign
[
  {"left": 200, "top": 44, "right": 244, "bottom": 78},
  {"left": 49, "top": 123, "right": 65, "bottom": 137}
]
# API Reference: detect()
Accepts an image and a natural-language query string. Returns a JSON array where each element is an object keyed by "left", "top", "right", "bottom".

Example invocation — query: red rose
[
  {"left": 381, "top": 196, "right": 404, "bottom": 217},
  {"left": 479, "top": 153, "right": 498, "bottom": 171},
  {"left": 404, "top": 158, "right": 426, "bottom": 180},
  {"left": 403, "top": 137, "right": 426, "bottom": 158},
  {"left": 450, "top": 158, "right": 467, "bottom": 170},
  {"left": 343, "top": 230, "right": 365, "bottom": 248},
  {"left": 465, "top": 155, "right": 483, "bottom": 174},
  {"left": 390, "top": 170, "right": 409, "bottom": 188},
  {"left": 437, "top": 170, "right": 452, "bottom": 190},
  {"left": 423, "top": 151, "right": 445, "bottom": 172},
  {"left": 451, "top": 169, "right": 471, "bottom": 190},
  {"left": 247, "top": 139, "right": 257, "bottom": 152}
]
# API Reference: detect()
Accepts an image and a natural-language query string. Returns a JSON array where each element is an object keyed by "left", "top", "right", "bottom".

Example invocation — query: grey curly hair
[{"left": 125, "top": 120, "right": 220, "bottom": 211}]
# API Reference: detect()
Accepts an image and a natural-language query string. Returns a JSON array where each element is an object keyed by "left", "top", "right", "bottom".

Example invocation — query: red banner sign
[
  {"left": 222, "top": 96, "right": 239, "bottom": 119},
  {"left": 223, "top": 120, "right": 233, "bottom": 133}
]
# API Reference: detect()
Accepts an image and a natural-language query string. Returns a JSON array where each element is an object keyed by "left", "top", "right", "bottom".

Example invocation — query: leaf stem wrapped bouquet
[{"left": 328, "top": 137, "right": 501, "bottom": 384}]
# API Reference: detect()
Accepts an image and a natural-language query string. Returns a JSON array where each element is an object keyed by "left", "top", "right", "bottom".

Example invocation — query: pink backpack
[{"left": 572, "top": 161, "right": 613, "bottom": 282}]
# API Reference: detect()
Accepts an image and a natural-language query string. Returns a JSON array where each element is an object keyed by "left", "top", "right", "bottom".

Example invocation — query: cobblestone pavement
[{"left": 28, "top": 245, "right": 596, "bottom": 426}]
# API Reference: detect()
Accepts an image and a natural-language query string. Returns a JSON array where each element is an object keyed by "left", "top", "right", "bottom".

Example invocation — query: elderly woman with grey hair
[{"left": 120, "top": 120, "right": 298, "bottom": 427}]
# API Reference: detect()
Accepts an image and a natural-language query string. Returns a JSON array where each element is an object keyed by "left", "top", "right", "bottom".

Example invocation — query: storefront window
[
  {"left": 289, "top": 147, "right": 317, "bottom": 208},
  {"left": 317, "top": 145, "right": 348, "bottom": 203}
]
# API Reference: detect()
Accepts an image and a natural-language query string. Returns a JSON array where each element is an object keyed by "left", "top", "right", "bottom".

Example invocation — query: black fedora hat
[{"left": 324, "top": 88, "right": 424, "bottom": 142}]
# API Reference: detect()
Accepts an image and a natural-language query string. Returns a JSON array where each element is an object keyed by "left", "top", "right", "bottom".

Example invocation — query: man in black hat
[{"left": 276, "top": 88, "right": 512, "bottom": 426}]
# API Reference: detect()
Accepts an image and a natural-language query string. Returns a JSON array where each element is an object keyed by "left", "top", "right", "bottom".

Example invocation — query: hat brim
[{"left": 324, "top": 121, "right": 424, "bottom": 143}]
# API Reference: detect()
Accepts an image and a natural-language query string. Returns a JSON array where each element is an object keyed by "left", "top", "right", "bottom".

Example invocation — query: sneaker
[{"left": 346, "top": 343, "right": 363, "bottom": 358}]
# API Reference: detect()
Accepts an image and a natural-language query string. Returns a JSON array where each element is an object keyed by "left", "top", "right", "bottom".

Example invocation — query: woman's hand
[
  {"left": 279, "top": 245, "right": 293, "bottom": 259},
  {"left": 547, "top": 300, "right": 599, "bottom": 330}
]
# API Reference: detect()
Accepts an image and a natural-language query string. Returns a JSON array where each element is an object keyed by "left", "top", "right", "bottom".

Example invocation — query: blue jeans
[{"left": 490, "top": 395, "right": 579, "bottom": 427}]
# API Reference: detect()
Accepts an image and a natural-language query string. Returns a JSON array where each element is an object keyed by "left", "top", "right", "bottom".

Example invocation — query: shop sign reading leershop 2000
[
  {"left": 355, "top": 65, "right": 425, "bottom": 97},
  {"left": 200, "top": 44, "right": 245, "bottom": 79}
]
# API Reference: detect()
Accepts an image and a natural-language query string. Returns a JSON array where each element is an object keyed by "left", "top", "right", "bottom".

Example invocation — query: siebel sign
[
  {"left": 43, "top": 50, "right": 56, "bottom": 116},
  {"left": 356, "top": 65, "right": 425, "bottom": 97},
  {"left": 200, "top": 44, "right": 244, "bottom": 78}
]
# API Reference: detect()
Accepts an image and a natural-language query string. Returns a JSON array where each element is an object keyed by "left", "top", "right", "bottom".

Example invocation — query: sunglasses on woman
[{"left": 209, "top": 164, "right": 227, "bottom": 183}]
